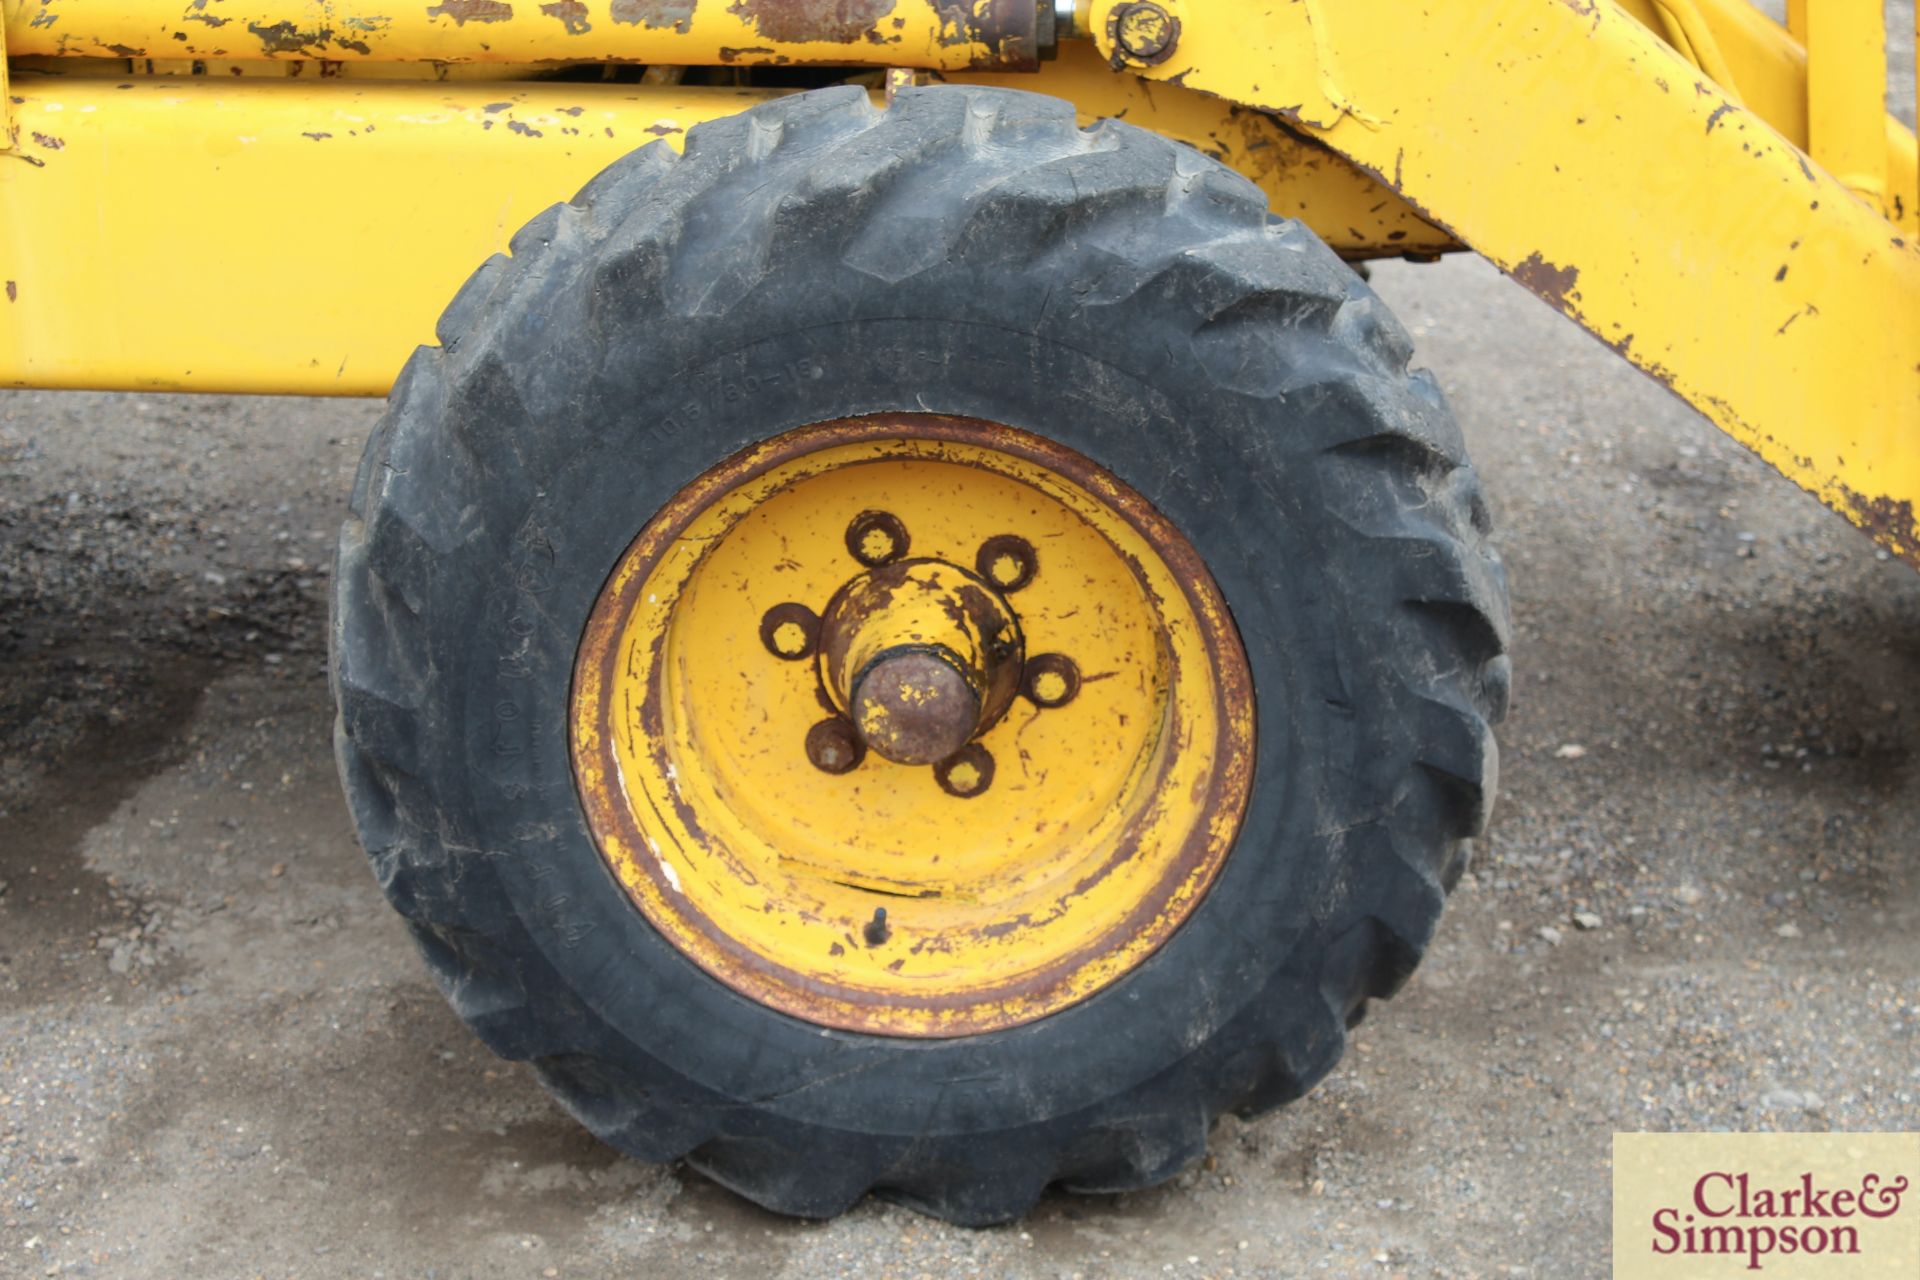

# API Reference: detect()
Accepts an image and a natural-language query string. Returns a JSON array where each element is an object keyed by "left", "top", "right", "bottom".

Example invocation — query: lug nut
[
  {"left": 805, "top": 717, "right": 866, "bottom": 775},
  {"left": 934, "top": 742, "right": 996, "bottom": 799},
  {"left": 760, "top": 602, "right": 820, "bottom": 661},
  {"left": 844, "top": 510, "right": 910, "bottom": 568},
  {"left": 863, "top": 907, "right": 891, "bottom": 946},
  {"left": 975, "top": 534, "right": 1038, "bottom": 593},
  {"left": 1022, "top": 653, "right": 1082, "bottom": 709}
]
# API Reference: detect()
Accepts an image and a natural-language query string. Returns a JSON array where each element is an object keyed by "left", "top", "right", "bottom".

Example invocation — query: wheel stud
[
  {"left": 760, "top": 602, "right": 820, "bottom": 661},
  {"left": 863, "top": 907, "right": 890, "bottom": 946},
  {"left": 805, "top": 717, "right": 866, "bottom": 775},
  {"left": 934, "top": 742, "right": 995, "bottom": 798},
  {"left": 975, "top": 534, "right": 1037, "bottom": 593},
  {"left": 1022, "top": 653, "right": 1081, "bottom": 709},
  {"left": 845, "top": 510, "right": 910, "bottom": 568}
]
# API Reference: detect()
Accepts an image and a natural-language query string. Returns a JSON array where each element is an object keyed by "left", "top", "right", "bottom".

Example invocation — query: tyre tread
[{"left": 332, "top": 84, "right": 1509, "bottom": 1225}]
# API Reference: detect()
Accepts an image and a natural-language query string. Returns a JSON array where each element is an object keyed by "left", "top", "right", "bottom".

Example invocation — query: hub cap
[{"left": 570, "top": 414, "right": 1254, "bottom": 1036}]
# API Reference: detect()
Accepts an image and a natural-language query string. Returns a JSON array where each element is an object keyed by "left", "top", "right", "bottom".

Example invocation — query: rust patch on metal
[
  {"left": 1512, "top": 251, "right": 1581, "bottom": 310},
  {"left": 973, "top": 0, "right": 1041, "bottom": 67},
  {"left": 539, "top": 0, "right": 591, "bottom": 33},
  {"left": 1107, "top": 1, "right": 1179, "bottom": 65},
  {"left": 852, "top": 649, "right": 980, "bottom": 766},
  {"left": 815, "top": 556, "right": 1025, "bottom": 758},
  {"left": 726, "top": 0, "right": 894, "bottom": 45},
  {"left": 248, "top": 21, "right": 336, "bottom": 54},
  {"left": 29, "top": 132, "right": 64, "bottom": 151},
  {"left": 426, "top": 0, "right": 514, "bottom": 24},
  {"left": 4, "top": 282, "right": 15, "bottom": 304},
  {"left": 610, "top": 0, "right": 696, "bottom": 30},
  {"left": 1843, "top": 490, "right": 1920, "bottom": 567}
]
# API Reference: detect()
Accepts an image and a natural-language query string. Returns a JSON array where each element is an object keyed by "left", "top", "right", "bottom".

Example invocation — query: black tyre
[{"left": 331, "top": 85, "right": 1509, "bottom": 1225}]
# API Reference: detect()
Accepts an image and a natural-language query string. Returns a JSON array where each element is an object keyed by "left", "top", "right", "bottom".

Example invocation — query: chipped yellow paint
[
  {"left": 951, "top": 41, "right": 1455, "bottom": 260},
  {"left": 0, "top": 0, "right": 1036, "bottom": 70},
  {"left": 1609, "top": 0, "right": 1918, "bottom": 223},
  {"left": 1093, "top": 0, "right": 1920, "bottom": 564},
  {"left": 0, "top": 43, "right": 1447, "bottom": 395},
  {"left": 569, "top": 416, "right": 1255, "bottom": 1037}
]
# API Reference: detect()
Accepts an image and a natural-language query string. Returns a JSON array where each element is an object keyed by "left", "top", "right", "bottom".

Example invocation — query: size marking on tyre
[{"left": 655, "top": 356, "right": 825, "bottom": 435}]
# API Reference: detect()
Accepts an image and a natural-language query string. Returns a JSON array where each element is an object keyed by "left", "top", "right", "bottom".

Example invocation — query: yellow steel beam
[
  {"left": 1093, "top": 0, "right": 1920, "bottom": 565},
  {"left": 0, "top": 78, "right": 784, "bottom": 394},
  {"left": 1806, "top": 0, "right": 1888, "bottom": 213},
  {"left": 950, "top": 42, "right": 1455, "bottom": 261},
  {"left": 0, "top": 52, "right": 1451, "bottom": 400},
  {"left": 0, "top": 0, "right": 1041, "bottom": 68},
  {"left": 1609, "top": 0, "right": 1914, "bottom": 229}
]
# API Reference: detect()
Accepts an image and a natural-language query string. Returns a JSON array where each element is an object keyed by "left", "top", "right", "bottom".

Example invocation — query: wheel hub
[
  {"left": 809, "top": 555, "right": 1025, "bottom": 768},
  {"left": 569, "top": 414, "right": 1255, "bottom": 1037}
]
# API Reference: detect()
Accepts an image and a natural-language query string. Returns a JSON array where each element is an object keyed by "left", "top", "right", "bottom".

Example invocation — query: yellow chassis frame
[{"left": 2, "top": 0, "right": 1917, "bottom": 563}]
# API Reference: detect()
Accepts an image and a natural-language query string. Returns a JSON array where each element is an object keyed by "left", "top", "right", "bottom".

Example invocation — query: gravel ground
[{"left": 3, "top": 37, "right": 1919, "bottom": 1278}]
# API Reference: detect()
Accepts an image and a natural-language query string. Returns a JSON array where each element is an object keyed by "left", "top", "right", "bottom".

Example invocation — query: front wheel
[{"left": 330, "top": 85, "right": 1509, "bottom": 1225}]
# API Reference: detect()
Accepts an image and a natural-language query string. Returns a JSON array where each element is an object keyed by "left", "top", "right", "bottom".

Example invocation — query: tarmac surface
[{"left": 2, "top": 44, "right": 1919, "bottom": 1276}]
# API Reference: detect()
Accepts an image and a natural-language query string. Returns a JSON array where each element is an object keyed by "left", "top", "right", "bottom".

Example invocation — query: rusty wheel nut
[
  {"left": 975, "top": 534, "right": 1038, "bottom": 593},
  {"left": 1022, "top": 653, "right": 1082, "bottom": 709},
  {"left": 1107, "top": 1, "right": 1178, "bottom": 63},
  {"left": 760, "top": 602, "right": 821, "bottom": 661},
  {"left": 933, "top": 742, "right": 996, "bottom": 799},
  {"left": 805, "top": 717, "right": 866, "bottom": 775},
  {"left": 863, "top": 907, "right": 891, "bottom": 946},
  {"left": 844, "top": 510, "right": 910, "bottom": 568}
]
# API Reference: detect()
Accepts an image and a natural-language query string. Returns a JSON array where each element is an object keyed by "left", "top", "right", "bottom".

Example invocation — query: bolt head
[
  {"left": 1110, "top": 2, "right": 1177, "bottom": 61},
  {"left": 805, "top": 718, "right": 866, "bottom": 775}
]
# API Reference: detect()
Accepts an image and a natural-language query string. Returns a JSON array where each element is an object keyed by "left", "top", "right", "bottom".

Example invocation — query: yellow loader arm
[
  {"left": 1073, "top": 0, "right": 1920, "bottom": 563},
  {"left": 2, "top": 0, "right": 1916, "bottom": 561}
]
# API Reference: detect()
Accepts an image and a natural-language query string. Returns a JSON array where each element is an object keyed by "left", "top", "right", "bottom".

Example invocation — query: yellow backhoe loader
[{"left": 2, "top": 0, "right": 1912, "bottom": 1224}]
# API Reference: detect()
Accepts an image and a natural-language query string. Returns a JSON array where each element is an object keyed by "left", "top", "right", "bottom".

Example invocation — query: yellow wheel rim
[{"left": 570, "top": 414, "right": 1254, "bottom": 1037}]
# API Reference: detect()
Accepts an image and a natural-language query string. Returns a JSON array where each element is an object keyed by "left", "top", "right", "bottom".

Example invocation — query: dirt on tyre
[{"left": 330, "top": 85, "right": 1510, "bottom": 1225}]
